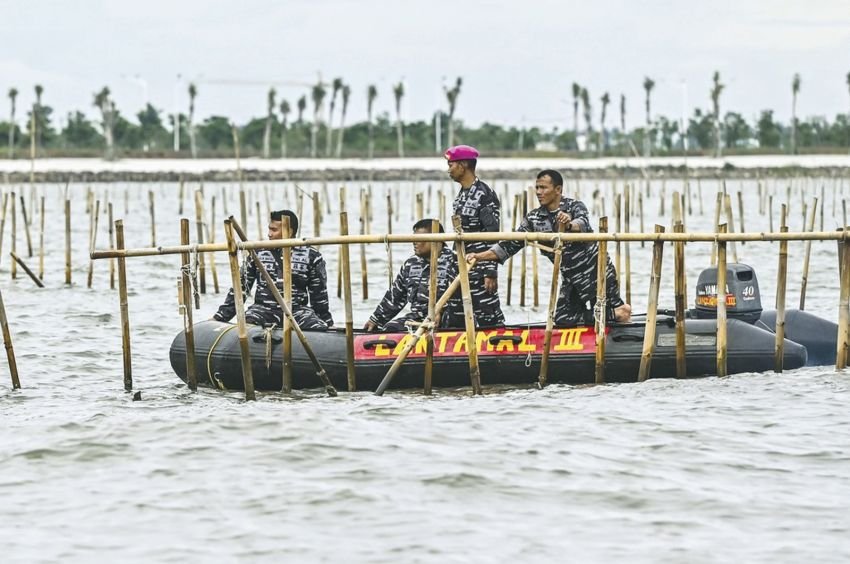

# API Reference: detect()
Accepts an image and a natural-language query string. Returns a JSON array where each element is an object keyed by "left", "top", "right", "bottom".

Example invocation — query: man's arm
[
  {"left": 365, "top": 260, "right": 411, "bottom": 330},
  {"left": 213, "top": 257, "right": 257, "bottom": 321}
]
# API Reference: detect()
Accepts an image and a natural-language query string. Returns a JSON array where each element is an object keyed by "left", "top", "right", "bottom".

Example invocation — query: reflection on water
[{"left": 1, "top": 179, "right": 849, "bottom": 562}]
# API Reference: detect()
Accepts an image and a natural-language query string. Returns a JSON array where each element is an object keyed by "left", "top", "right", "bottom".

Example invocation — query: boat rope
[
  {"left": 206, "top": 324, "right": 238, "bottom": 390},
  {"left": 383, "top": 234, "right": 390, "bottom": 256},
  {"left": 179, "top": 245, "right": 201, "bottom": 309},
  {"left": 594, "top": 296, "right": 608, "bottom": 325},
  {"left": 524, "top": 311, "right": 533, "bottom": 367}
]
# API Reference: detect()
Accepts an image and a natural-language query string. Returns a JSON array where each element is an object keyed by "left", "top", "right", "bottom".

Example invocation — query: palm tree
[
  {"left": 263, "top": 87, "right": 276, "bottom": 158},
  {"left": 33, "top": 84, "right": 43, "bottom": 155},
  {"left": 296, "top": 95, "right": 306, "bottom": 124},
  {"left": 643, "top": 77, "right": 655, "bottom": 157},
  {"left": 444, "top": 77, "right": 462, "bottom": 147},
  {"left": 599, "top": 92, "right": 610, "bottom": 156},
  {"left": 571, "top": 82, "right": 581, "bottom": 147},
  {"left": 366, "top": 84, "right": 378, "bottom": 159},
  {"left": 335, "top": 84, "right": 351, "bottom": 158},
  {"left": 791, "top": 73, "right": 801, "bottom": 155},
  {"left": 325, "top": 77, "right": 342, "bottom": 156},
  {"left": 393, "top": 81, "right": 405, "bottom": 158},
  {"left": 310, "top": 82, "right": 326, "bottom": 158},
  {"left": 279, "top": 99, "right": 291, "bottom": 158},
  {"left": 93, "top": 87, "right": 115, "bottom": 160},
  {"left": 580, "top": 87, "right": 592, "bottom": 153},
  {"left": 619, "top": 93, "right": 626, "bottom": 153},
  {"left": 187, "top": 82, "right": 198, "bottom": 158},
  {"left": 710, "top": 71, "right": 724, "bottom": 157},
  {"left": 7, "top": 88, "right": 17, "bottom": 159}
]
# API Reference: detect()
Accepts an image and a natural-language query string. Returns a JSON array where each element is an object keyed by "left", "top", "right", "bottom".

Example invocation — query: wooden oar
[
  {"left": 229, "top": 217, "right": 337, "bottom": 397},
  {"left": 374, "top": 258, "right": 476, "bottom": 396}
]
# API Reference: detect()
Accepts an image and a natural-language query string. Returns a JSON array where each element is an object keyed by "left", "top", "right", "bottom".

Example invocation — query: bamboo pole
[
  {"left": 0, "top": 289, "right": 20, "bottom": 389},
  {"left": 223, "top": 219, "right": 256, "bottom": 400},
  {"left": 716, "top": 224, "right": 728, "bottom": 377},
  {"left": 254, "top": 201, "right": 262, "bottom": 240},
  {"left": 339, "top": 212, "right": 356, "bottom": 391},
  {"left": 674, "top": 221, "right": 687, "bottom": 378},
  {"left": 737, "top": 191, "right": 745, "bottom": 244},
  {"left": 64, "top": 199, "right": 71, "bottom": 284},
  {"left": 452, "top": 215, "right": 482, "bottom": 395},
  {"left": 239, "top": 189, "right": 248, "bottom": 238},
  {"left": 837, "top": 229, "right": 850, "bottom": 370},
  {"left": 775, "top": 222, "right": 789, "bottom": 373},
  {"left": 638, "top": 225, "right": 665, "bottom": 382},
  {"left": 206, "top": 195, "right": 220, "bottom": 293},
  {"left": 539, "top": 224, "right": 564, "bottom": 388},
  {"left": 194, "top": 191, "right": 207, "bottom": 294},
  {"left": 359, "top": 190, "right": 369, "bottom": 301},
  {"left": 337, "top": 187, "right": 345, "bottom": 299},
  {"left": 311, "top": 191, "right": 321, "bottom": 237},
  {"left": 711, "top": 192, "right": 722, "bottom": 265},
  {"left": 519, "top": 193, "right": 528, "bottom": 306},
  {"left": 38, "top": 196, "right": 44, "bottom": 280},
  {"left": 11, "top": 193, "right": 17, "bottom": 279},
  {"left": 799, "top": 197, "right": 818, "bottom": 310},
  {"left": 530, "top": 187, "right": 539, "bottom": 307},
  {"left": 179, "top": 219, "right": 198, "bottom": 391},
  {"left": 506, "top": 193, "right": 519, "bottom": 305},
  {"left": 10, "top": 252, "right": 43, "bottom": 287},
  {"left": 148, "top": 190, "right": 156, "bottom": 247},
  {"left": 769, "top": 195, "right": 774, "bottom": 233},
  {"left": 423, "top": 219, "right": 439, "bottom": 395},
  {"left": 386, "top": 192, "right": 394, "bottom": 288},
  {"left": 624, "top": 184, "right": 631, "bottom": 304},
  {"left": 115, "top": 220, "right": 132, "bottom": 391},
  {"left": 723, "top": 193, "right": 738, "bottom": 263},
  {"left": 178, "top": 177, "right": 185, "bottom": 215},
  {"left": 281, "top": 216, "right": 294, "bottom": 393},
  {"left": 19, "top": 195, "right": 33, "bottom": 258},
  {"left": 0, "top": 193, "right": 7, "bottom": 266},
  {"left": 594, "top": 217, "right": 608, "bottom": 385},
  {"left": 638, "top": 191, "right": 645, "bottom": 249},
  {"left": 108, "top": 203, "right": 115, "bottom": 290},
  {"left": 87, "top": 200, "right": 100, "bottom": 288},
  {"left": 614, "top": 193, "right": 622, "bottom": 288}
]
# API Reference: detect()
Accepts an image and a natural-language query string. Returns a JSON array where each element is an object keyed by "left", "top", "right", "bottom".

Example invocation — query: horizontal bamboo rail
[{"left": 91, "top": 230, "right": 850, "bottom": 260}]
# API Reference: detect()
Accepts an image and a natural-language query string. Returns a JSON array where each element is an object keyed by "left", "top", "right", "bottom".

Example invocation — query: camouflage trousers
[
  {"left": 554, "top": 255, "right": 625, "bottom": 326},
  {"left": 245, "top": 305, "right": 329, "bottom": 331}
]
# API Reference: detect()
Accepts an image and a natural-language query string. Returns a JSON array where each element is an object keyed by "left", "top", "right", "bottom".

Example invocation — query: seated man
[
  {"left": 364, "top": 219, "right": 462, "bottom": 332},
  {"left": 214, "top": 210, "right": 333, "bottom": 330},
  {"left": 467, "top": 169, "right": 631, "bottom": 326}
]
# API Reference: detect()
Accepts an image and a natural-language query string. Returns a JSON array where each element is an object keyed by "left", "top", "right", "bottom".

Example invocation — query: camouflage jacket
[{"left": 452, "top": 178, "right": 501, "bottom": 277}]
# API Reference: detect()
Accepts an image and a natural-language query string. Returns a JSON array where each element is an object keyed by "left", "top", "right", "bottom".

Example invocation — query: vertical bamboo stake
[
  {"left": 115, "top": 220, "right": 132, "bottom": 391},
  {"left": 255, "top": 201, "right": 263, "bottom": 240},
  {"left": 638, "top": 190, "right": 645, "bottom": 249},
  {"left": 775, "top": 222, "right": 789, "bottom": 374},
  {"left": 148, "top": 190, "right": 156, "bottom": 247},
  {"left": 506, "top": 193, "right": 519, "bottom": 306},
  {"left": 64, "top": 199, "right": 71, "bottom": 284},
  {"left": 386, "top": 192, "right": 394, "bottom": 288},
  {"left": 737, "top": 191, "right": 745, "bottom": 243},
  {"left": 452, "top": 215, "right": 482, "bottom": 395},
  {"left": 178, "top": 177, "right": 185, "bottom": 215},
  {"left": 614, "top": 192, "right": 622, "bottom": 288},
  {"left": 837, "top": 230, "right": 850, "bottom": 370},
  {"left": 205, "top": 195, "right": 219, "bottom": 294},
  {"left": 108, "top": 203, "right": 115, "bottom": 290},
  {"left": 180, "top": 219, "right": 198, "bottom": 391},
  {"left": 340, "top": 212, "right": 356, "bottom": 391},
  {"left": 87, "top": 200, "right": 100, "bottom": 288},
  {"left": 769, "top": 195, "right": 775, "bottom": 232},
  {"left": 281, "top": 216, "right": 293, "bottom": 393},
  {"left": 519, "top": 193, "right": 528, "bottom": 306},
  {"left": 0, "top": 289, "right": 20, "bottom": 389},
  {"left": 539, "top": 225, "right": 565, "bottom": 388},
  {"left": 624, "top": 184, "right": 631, "bottom": 304},
  {"left": 194, "top": 191, "right": 207, "bottom": 294},
  {"left": 223, "top": 219, "right": 256, "bottom": 400},
  {"left": 312, "top": 191, "right": 321, "bottom": 237},
  {"left": 239, "top": 189, "right": 248, "bottom": 237},
  {"left": 19, "top": 195, "right": 33, "bottom": 258},
  {"left": 11, "top": 193, "right": 17, "bottom": 279},
  {"left": 529, "top": 187, "right": 539, "bottom": 307},
  {"left": 820, "top": 185, "right": 825, "bottom": 232},
  {"left": 674, "top": 221, "right": 687, "bottom": 378},
  {"left": 638, "top": 225, "right": 666, "bottom": 382},
  {"left": 711, "top": 192, "right": 722, "bottom": 265},
  {"left": 594, "top": 217, "right": 608, "bottom": 385},
  {"left": 0, "top": 193, "right": 8, "bottom": 266},
  {"left": 337, "top": 187, "right": 345, "bottom": 299},
  {"left": 359, "top": 190, "right": 369, "bottom": 301},
  {"left": 415, "top": 192, "right": 424, "bottom": 220},
  {"left": 423, "top": 219, "right": 440, "bottom": 395},
  {"left": 37, "top": 196, "right": 44, "bottom": 280},
  {"left": 799, "top": 198, "right": 818, "bottom": 310},
  {"left": 716, "top": 224, "right": 728, "bottom": 377}
]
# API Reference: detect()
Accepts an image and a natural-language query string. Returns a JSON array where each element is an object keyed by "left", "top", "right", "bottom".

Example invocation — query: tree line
[{"left": 3, "top": 71, "right": 850, "bottom": 159}]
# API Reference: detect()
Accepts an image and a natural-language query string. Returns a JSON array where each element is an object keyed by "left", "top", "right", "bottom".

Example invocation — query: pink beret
[{"left": 444, "top": 145, "right": 480, "bottom": 161}]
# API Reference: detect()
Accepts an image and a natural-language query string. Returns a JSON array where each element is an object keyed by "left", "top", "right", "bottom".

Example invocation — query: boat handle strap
[
  {"left": 363, "top": 339, "right": 398, "bottom": 349},
  {"left": 488, "top": 335, "right": 523, "bottom": 345}
]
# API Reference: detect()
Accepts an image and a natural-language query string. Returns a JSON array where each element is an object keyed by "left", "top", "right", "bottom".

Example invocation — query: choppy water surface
[{"left": 2, "top": 177, "right": 850, "bottom": 562}]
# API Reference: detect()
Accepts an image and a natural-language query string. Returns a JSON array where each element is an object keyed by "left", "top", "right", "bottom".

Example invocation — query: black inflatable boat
[{"left": 169, "top": 264, "right": 839, "bottom": 392}]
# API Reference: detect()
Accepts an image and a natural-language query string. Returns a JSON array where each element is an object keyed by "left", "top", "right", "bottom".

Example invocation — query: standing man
[
  {"left": 446, "top": 144, "right": 505, "bottom": 327},
  {"left": 467, "top": 169, "right": 631, "bottom": 325},
  {"left": 364, "top": 219, "right": 462, "bottom": 332},
  {"left": 214, "top": 210, "right": 333, "bottom": 330}
]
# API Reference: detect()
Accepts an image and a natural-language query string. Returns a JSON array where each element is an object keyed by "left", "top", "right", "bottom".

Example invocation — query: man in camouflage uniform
[
  {"left": 467, "top": 169, "right": 631, "bottom": 326},
  {"left": 446, "top": 144, "right": 505, "bottom": 328},
  {"left": 214, "top": 210, "right": 333, "bottom": 330},
  {"left": 364, "top": 219, "right": 463, "bottom": 332}
]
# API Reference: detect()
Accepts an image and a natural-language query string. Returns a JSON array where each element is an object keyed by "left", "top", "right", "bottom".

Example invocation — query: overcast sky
[{"left": 2, "top": 0, "right": 849, "bottom": 131}]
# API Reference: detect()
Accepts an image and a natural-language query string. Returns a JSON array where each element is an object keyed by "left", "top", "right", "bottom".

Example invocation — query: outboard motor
[{"left": 694, "top": 263, "right": 763, "bottom": 324}]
